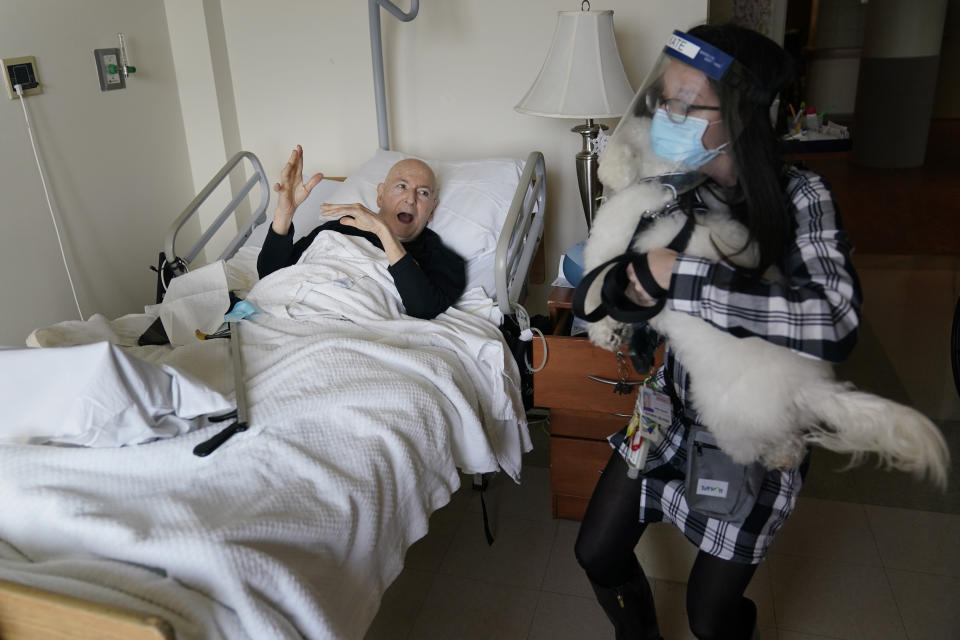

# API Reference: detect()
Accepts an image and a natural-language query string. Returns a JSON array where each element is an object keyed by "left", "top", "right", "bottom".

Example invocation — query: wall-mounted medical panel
[{"left": 94, "top": 47, "right": 125, "bottom": 91}]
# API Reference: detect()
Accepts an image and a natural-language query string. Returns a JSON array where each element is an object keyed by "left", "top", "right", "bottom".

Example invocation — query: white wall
[
  {"left": 164, "top": 0, "right": 249, "bottom": 262},
  {"left": 0, "top": 0, "right": 195, "bottom": 345},
  {"left": 169, "top": 0, "right": 708, "bottom": 314},
  {"left": 0, "top": 0, "right": 709, "bottom": 338}
]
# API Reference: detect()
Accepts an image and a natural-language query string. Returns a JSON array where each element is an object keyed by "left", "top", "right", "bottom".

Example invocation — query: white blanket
[
  {"left": 0, "top": 341, "right": 233, "bottom": 446},
  {"left": 0, "top": 233, "right": 530, "bottom": 639}
]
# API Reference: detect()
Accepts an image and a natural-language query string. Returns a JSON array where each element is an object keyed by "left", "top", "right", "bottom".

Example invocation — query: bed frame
[
  {"left": 0, "top": 578, "right": 173, "bottom": 640},
  {"left": 0, "top": 3, "right": 546, "bottom": 637}
]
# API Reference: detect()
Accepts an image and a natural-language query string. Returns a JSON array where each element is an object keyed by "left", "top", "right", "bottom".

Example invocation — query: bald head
[
  {"left": 376, "top": 158, "right": 439, "bottom": 242},
  {"left": 385, "top": 159, "right": 436, "bottom": 195}
]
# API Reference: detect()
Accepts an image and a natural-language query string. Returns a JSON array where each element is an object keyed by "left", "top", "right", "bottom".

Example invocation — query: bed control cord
[
  {"left": 511, "top": 302, "right": 547, "bottom": 373},
  {"left": 15, "top": 83, "right": 83, "bottom": 321}
]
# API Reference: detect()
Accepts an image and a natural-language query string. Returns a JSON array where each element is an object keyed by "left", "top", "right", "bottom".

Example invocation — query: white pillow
[{"left": 322, "top": 149, "right": 524, "bottom": 297}]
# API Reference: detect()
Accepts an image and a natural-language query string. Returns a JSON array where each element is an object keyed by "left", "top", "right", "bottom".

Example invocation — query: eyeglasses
[{"left": 644, "top": 92, "right": 721, "bottom": 124}]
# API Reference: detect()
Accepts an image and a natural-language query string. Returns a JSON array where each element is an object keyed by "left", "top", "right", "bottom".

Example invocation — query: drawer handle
[
  {"left": 612, "top": 413, "right": 632, "bottom": 418},
  {"left": 587, "top": 375, "right": 642, "bottom": 387}
]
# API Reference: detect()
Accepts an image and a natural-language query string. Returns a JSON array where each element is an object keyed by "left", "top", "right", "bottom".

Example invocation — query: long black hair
[{"left": 687, "top": 24, "right": 796, "bottom": 273}]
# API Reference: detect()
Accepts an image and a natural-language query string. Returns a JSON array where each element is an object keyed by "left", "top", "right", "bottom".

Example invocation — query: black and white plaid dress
[{"left": 610, "top": 165, "right": 862, "bottom": 564}]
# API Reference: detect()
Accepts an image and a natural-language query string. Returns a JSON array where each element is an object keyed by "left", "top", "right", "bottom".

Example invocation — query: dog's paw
[{"left": 588, "top": 317, "right": 632, "bottom": 352}]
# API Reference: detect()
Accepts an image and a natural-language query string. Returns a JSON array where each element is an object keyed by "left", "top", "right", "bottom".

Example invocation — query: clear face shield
[{"left": 598, "top": 30, "right": 750, "bottom": 195}]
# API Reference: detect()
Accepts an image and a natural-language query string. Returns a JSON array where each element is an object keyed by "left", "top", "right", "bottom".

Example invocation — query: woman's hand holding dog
[{"left": 626, "top": 248, "right": 677, "bottom": 305}]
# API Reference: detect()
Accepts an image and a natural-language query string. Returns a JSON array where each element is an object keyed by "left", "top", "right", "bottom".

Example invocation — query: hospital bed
[
  {"left": 0, "top": 146, "right": 546, "bottom": 640},
  {"left": 0, "top": 3, "right": 548, "bottom": 638}
]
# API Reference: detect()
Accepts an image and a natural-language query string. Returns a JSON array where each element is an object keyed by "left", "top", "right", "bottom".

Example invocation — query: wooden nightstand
[{"left": 532, "top": 287, "right": 657, "bottom": 521}]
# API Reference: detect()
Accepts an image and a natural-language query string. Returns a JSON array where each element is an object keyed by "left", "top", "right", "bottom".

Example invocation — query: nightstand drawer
[
  {"left": 550, "top": 436, "right": 613, "bottom": 502},
  {"left": 533, "top": 335, "right": 642, "bottom": 414}
]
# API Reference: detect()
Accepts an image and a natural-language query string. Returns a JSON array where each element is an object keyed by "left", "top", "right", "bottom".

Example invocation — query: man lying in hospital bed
[
  {"left": 0, "top": 148, "right": 534, "bottom": 639},
  {"left": 259, "top": 145, "right": 465, "bottom": 319}
]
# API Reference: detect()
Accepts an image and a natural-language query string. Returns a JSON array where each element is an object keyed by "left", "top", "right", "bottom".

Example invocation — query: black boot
[
  {"left": 690, "top": 596, "right": 758, "bottom": 640},
  {"left": 739, "top": 597, "right": 758, "bottom": 640},
  {"left": 589, "top": 573, "right": 663, "bottom": 640}
]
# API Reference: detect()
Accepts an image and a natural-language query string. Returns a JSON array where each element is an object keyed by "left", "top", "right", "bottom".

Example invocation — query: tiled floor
[{"left": 365, "top": 422, "right": 960, "bottom": 639}]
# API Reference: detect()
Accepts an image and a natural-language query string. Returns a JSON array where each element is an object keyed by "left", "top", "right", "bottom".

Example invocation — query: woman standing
[{"left": 574, "top": 24, "right": 861, "bottom": 639}]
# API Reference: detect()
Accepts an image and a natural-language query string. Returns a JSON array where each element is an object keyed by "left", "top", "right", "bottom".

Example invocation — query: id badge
[
  {"left": 624, "top": 382, "right": 671, "bottom": 477},
  {"left": 640, "top": 384, "right": 673, "bottom": 431}
]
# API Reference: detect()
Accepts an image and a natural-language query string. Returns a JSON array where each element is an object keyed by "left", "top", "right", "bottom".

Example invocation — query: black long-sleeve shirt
[{"left": 256, "top": 221, "right": 466, "bottom": 319}]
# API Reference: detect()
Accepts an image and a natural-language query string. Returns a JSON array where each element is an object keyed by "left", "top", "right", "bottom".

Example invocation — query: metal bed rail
[
  {"left": 495, "top": 151, "right": 547, "bottom": 316},
  {"left": 163, "top": 151, "right": 270, "bottom": 274}
]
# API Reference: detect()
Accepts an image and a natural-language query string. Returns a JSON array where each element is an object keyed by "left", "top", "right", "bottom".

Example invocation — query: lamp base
[{"left": 572, "top": 119, "right": 607, "bottom": 229}]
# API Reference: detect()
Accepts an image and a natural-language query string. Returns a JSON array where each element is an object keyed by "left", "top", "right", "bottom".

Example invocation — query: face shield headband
[
  {"left": 661, "top": 30, "right": 770, "bottom": 105},
  {"left": 597, "top": 30, "right": 766, "bottom": 192}
]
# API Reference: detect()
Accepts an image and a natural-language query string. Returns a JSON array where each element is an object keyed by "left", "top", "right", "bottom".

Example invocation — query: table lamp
[{"left": 515, "top": 2, "right": 634, "bottom": 229}]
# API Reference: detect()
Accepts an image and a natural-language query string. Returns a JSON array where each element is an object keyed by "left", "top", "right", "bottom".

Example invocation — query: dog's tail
[{"left": 795, "top": 383, "right": 950, "bottom": 490}]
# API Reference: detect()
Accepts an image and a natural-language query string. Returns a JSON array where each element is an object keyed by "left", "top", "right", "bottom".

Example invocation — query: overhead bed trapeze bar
[
  {"left": 369, "top": 0, "right": 420, "bottom": 151},
  {"left": 163, "top": 151, "right": 270, "bottom": 275}
]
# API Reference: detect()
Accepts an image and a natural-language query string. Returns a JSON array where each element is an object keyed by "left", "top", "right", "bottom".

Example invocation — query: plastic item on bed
[{"left": 561, "top": 241, "right": 587, "bottom": 286}]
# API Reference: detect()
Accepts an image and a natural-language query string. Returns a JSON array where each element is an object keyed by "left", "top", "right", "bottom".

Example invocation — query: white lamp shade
[{"left": 515, "top": 10, "right": 634, "bottom": 119}]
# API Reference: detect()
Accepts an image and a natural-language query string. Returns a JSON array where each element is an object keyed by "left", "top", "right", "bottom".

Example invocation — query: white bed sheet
[{"left": 2, "top": 231, "right": 530, "bottom": 639}]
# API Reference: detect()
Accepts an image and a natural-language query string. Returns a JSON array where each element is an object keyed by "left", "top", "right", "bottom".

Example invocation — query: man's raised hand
[{"left": 272, "top": 145, "right": 324, "bottom": 233}]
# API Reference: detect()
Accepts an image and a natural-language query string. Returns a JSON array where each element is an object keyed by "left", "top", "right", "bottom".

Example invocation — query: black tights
[{"left": 575, "top": 452, "right": 758, "bottom": 639}]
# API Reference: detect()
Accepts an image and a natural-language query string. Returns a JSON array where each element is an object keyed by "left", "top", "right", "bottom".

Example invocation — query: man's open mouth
[{"left": 397, "top": 212, "right": 414, "bottom": 224}]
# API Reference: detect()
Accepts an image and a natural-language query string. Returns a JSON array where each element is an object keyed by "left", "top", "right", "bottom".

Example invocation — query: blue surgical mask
[{"left": 650, "top": 109, "right": 728, "bottom": 168}]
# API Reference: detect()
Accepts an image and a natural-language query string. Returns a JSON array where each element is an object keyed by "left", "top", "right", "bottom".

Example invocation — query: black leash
[{"left": 572, "top": 213, "right": 696, "bottom": 324}]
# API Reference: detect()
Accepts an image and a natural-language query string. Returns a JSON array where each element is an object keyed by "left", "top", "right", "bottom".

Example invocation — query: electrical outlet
[
  {"left": 2, "top": 56, "right": 42, "bottom": 100},
  {"left": 94, "top": 48, "right": 125, "bottom": 91}
]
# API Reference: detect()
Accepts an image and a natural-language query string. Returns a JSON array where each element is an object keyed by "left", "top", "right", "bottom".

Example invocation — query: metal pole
[{"left": 368, "top": 0, "right": 420, "bottom": 151}]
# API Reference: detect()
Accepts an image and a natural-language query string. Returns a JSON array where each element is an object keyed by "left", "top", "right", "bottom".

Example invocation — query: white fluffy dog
[{"left": 581, "top": 118, "right": 950, "bottom": 488}]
